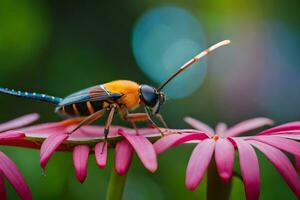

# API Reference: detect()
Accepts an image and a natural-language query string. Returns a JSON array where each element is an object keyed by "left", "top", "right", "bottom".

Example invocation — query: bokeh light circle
[{"left": 132, "top": 6, "right": 206, "bottom": 99}]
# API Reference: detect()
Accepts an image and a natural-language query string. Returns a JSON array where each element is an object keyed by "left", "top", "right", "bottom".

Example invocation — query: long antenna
[{"left": 157, "top": 40, "right": 231, "bottom": 91}]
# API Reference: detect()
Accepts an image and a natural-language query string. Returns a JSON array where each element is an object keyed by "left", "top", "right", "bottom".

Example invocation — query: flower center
[{"left": 212, "top": 135, "right": 220, "bottom": 141}]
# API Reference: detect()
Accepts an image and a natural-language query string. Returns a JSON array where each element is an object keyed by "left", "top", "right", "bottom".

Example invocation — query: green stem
[
  {"left": 106, "top": 168, "right": 128, "bottom": 200},
  {"left": 206, "top": 160, "right": 232, "bottom": 200}
]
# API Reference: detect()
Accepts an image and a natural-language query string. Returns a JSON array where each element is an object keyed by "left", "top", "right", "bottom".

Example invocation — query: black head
[{"left": 139, "top": 84, "right": 166, "bottom": 114}]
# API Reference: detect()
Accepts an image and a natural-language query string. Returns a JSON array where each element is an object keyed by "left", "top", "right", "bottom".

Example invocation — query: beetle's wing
[{"left": 59, "top": 85, "right": 123, "bottom": 106}]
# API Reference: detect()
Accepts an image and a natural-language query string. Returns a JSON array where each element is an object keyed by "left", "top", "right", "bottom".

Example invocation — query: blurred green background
[{"left": 0, "top": 0, "right": 299, "bottom": 199}]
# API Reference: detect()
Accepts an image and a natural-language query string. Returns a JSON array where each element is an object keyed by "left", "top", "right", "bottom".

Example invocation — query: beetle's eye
[{"left": 140, "top": 85, "right": 159, "bottom": 107}]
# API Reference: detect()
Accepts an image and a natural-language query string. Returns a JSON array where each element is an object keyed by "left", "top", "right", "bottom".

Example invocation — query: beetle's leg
[
  {"left": 119, "top": 106, "right": 165, "bottom": 136},
  {"left": 102, "top": 104, "right": 117, "bottom": 153},
  {"left": 144, "top": 107, "right": 169, "bottom": 136},
  {"left": 118, "top": 106, "right": 149, "bottom": 122},
  {"left": 156, "top": 113, "right": 169, "bottom": 128},
  {"left": 130, "top": 121, "right": 139, "bottom": 135},
  {"left": 155, "top": 113, "right": 181, "bottom": 135},
  {"left": 118, "top": 106, "right": 143, "bottom": 134},
  {"left": 104, "top": 105, "right": 116, "bottom": 140},
  {"left": 124, "top": 112, "right": 150, "bottom": 122},
  {"left": 68, "top": 109, "right": 106, "bottom": 134},
  {"left": 126, "top": 112, "right": 162, "bottom": 135}
]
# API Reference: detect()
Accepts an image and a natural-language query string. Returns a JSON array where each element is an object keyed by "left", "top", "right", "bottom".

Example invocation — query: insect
[{"left": 0, "top": 40, "right": 230, "bottom": 142}]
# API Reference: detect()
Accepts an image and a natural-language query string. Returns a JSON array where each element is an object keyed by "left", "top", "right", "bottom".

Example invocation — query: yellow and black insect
[{"left": 0, "top": 40, "right": 230, "bottom": 141}]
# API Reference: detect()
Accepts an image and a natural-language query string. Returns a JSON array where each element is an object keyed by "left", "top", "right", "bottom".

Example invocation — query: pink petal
[
  {"left": 117, "top": 127, "right": 158, "bottom": 136},
  {"left": 154, "top": 133, "right": 209, "bottom": 154},
  {"left": 115, "top": 140, "right": 134, "bottom": 176},
  {"left": 185, "top": 139, "right": 215, "bottom": 191},
  {"left": 73, "top": 145, "right": 90, "bottom": 183},
  {"left": 254, "top": 130, "right": 300, "bottom": 136},
  {"left": 0, "top": 174, "right": 6, "bottom": 200},
  {"left": 19, "top": 123, "right": 69, "bottom": 140},
  {"left": 251, "top": 136, "right": 300, "bottom": 156},
  {"left": 118, "top": 129, "right": 157, "bottom": 172},
  {"left": 0, "top": 151, "right": 31, "bottom": 200},
  {"left": 215, "top": 122, "right": 228, "bottom": 135},
  {"left": 224, "top": 118, "right": 274, "bottom": 137},
  {"left": 295, "top": 156, "right": 300, "bottom": 172},
  {"left": 0, "top": 113, "right": 39, "bottom": 132},
  {"left": 40, "top": 133, "right": 68, "bottom": 170},
  {"left": 215, "top": 138, "right": 234, "bottom": 182},
  {"left": 0, "top": 131, "right": 25, "bottom": 141},
  {"left": 249, "top": 140, "right": 300, "bottom": 197},
  {"left": 184, "top": 117, "right": 214, "bottom": 136},
  {"left": 233, "top": 138, "right": 260, "bottom": 200},
  {"left": 259, "top": 121, "right": 300, "bottom": 135},
  {"left": 21, "top": 118, "right": 83, "bottom": 138},
  {"left": 274, "top": 134, "right": 300, "bottom": 140},
  {"left": 95, "top": 142, "right": 107, "bottom": 168},
  {"left": 21, "top": 122, "right": 68, "bottom": 134}
]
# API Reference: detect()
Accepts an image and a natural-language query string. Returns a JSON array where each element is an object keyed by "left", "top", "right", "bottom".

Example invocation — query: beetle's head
[{"left": 139, "top": 84, "right": 166, "bottom": 114}]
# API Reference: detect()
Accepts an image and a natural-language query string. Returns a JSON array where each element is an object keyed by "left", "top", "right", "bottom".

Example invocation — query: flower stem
[
  {"left": 106, "top": 167, "right": 128, "bottom": 200},
  {"left": 206, "top": 160, "right": 232, "bottom": 200}
]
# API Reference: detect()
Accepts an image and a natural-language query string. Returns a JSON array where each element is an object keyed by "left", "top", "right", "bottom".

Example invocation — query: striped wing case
[{"left": 56, "top": 85, "right": 122, "bottom": 117}]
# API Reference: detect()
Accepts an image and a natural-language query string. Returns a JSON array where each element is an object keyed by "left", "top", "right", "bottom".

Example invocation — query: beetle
[{"left": 0, "top": 40, "right": 230, "bottom": 142}]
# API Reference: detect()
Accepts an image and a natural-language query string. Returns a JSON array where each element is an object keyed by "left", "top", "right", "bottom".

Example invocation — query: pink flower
[
  {"left": 2, "top": 119, "right": 161, "bottom": 183},
  {"left": 0, "top": 113, "right": 39, "bottom": 200},
  {"left": 154, "top": 117, "right": 300, "bottom": 200}
]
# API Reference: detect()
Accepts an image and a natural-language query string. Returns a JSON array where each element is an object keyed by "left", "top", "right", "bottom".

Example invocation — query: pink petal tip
[
  {"left": 0, "top": 113, "right": 39, "bottom": 132},
  {"left": 184, "top": 117, "right": 214, "bottom": 136},
  {"left": 95, "top": 142, "right": 107, "bottom": 168},
  {"left": 115, "top": 140, "right": 134, "bottom": 176},
  {"left": 186, "top": 139, "right": 215, "bottom": 191},
  {"left": 40, "top": 133, "right": 68, "bottom": 170},
  {"left": 215, "top": 123, "right": 228, "bottom": 136},
  {"left": 73, "top": 145, "right": 90, "bottom": 183},
  {"left": 215, "top": 138, "right": 234, "bottom": 182}
]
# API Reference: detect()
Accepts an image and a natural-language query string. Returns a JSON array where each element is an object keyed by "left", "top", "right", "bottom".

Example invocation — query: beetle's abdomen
[{"left": 55, "top": 100, "right": 110, "bottom": 117}]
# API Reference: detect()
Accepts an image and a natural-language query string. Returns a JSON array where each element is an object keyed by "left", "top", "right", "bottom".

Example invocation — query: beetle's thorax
[{"left": 104, "top": 80, "right": 140, "bottom": 109}]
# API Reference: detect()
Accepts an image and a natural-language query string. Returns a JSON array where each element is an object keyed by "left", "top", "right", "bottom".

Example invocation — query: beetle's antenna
[
  {"left": 157, "top": 40, "right": 231, "bottom": 91},
  {"left": 0, "top": 87, "right": 62, "bottom": 104}
]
